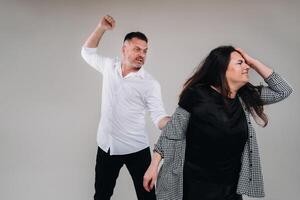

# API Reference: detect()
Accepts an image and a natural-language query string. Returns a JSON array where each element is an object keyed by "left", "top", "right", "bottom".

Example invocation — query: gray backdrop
[{"left": 1, "top": 0, "right": 299, "bottom": 200}]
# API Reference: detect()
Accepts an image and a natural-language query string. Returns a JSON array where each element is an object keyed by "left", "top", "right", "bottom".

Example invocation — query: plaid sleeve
[
  {"left": 154, "top": 106, "right": 190, "bottom": 158},
  {"left": 260, "top": 72, "right": 293, "bottom": 105}
]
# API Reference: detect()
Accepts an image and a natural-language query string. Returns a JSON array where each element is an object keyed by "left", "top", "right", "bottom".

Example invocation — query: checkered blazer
[{"left": 154, "top": 72, "right": 293, "bottom": 200}]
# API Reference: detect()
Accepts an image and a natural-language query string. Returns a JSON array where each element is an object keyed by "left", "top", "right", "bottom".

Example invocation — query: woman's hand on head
[
  {"left": 235, "top": 48, "right": 259, "bottom": 68},
  {"left": 236, "top": 48, "right": 273, "bottom": 78}
]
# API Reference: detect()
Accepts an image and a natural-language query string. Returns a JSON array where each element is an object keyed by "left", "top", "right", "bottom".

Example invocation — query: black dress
[{"left": 179, "top": 85, "right": 248, "bottom": 200}]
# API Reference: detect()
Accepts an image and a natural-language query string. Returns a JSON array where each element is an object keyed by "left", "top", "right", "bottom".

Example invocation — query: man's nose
[{"left": 140, "top": 52, "right": 146, "bottom": 57}]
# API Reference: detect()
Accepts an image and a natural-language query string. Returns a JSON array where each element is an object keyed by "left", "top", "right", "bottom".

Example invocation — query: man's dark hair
[{"left": 123, "top": 32, "right": 148, "bottom": 43}]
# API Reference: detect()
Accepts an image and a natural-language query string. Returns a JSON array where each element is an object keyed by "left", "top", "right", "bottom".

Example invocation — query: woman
[{"left": 143, "top": 46, "right": 293, "bottom": 200}]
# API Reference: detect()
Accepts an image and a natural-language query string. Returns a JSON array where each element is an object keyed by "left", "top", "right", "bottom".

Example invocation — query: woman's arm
[
  {"left": 143, "top": 106, "right": 190, "bottom": 192},
  {"left": 236, "top": 48, "right": 273, "bottom": 78},
  {"left": 237, "top": 48, "right": 293, "bottom": 104},
  {"left": 143, "top": 152, "right": 162, "bottom": 192},
  {"left": 260, "top": 72, "right": 293, "bottom": 105}
]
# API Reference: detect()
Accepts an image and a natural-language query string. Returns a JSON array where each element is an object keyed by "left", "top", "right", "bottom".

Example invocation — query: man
[{"left": 81, "top": 15, "right": 170, "bottom": 200}]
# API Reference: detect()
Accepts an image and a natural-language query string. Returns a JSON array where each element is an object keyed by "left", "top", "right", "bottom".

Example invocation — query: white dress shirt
[{"left": 81, "top": 47, "right": 167, "bottom": 155}]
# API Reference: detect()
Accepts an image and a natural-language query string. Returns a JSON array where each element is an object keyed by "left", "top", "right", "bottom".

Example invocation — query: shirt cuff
[{"left": 153, "top": 144, "right": 164, "bottom": 158}]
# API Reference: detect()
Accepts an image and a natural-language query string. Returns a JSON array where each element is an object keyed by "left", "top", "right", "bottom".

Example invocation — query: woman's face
[{"left": 225, "top": 51, "right": 250, "bottom": 89}]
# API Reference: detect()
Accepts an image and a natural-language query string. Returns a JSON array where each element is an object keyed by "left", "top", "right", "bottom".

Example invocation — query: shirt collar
[{"left": 116, "top": 62, "right": 145, "bottom": 79}]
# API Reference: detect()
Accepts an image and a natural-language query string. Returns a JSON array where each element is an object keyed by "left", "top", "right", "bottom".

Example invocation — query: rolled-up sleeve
[
  {"left": 145, "top": 81, "right": 168, "bottom": 128},
  {"left": 81, "top": 47, "right": 111, "bottom": 73},
  {"left": 260, "top": 71, "right": 293, "bottom": 105},
  {"left": 154, "top": 106, "right": 190, "bottom": 158}
]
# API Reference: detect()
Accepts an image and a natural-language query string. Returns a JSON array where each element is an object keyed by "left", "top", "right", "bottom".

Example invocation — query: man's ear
[{"left": 122, "top": 45, "right": 126, "bottom": 55}]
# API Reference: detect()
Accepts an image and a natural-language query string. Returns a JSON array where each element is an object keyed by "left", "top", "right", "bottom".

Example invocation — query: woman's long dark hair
[{"left": 180, "top": 46, "right": 268, "bottom": 126}]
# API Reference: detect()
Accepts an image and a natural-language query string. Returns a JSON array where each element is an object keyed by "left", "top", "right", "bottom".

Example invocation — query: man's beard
[{"left": 131, "top": 58, "right": 144, "bottom": 68}]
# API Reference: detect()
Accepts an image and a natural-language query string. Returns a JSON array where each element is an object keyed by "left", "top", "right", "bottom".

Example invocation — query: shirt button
[
  {"left": 250, "top": 136, "right": 253, "bottom": 138},
  {"left": 250, "top": 150, "right": 253, "bottom": 153},
  {"left": 249, "top": 178, "right": 252, "bottom": 181},
  {"left": 249, "top": 164, "right": 253, "bottom": 167},
  {"left": 248, "top": 121, "right": 251, "bottom": 124}
]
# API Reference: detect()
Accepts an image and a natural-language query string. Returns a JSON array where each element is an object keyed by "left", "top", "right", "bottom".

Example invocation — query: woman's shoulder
[
  {"left": 188, "top": 84, "right": 211, "bottom": 99},
  {"left": 178, "top": 84, "right": 209, "bottom": 111},
  {"left": 183, "top": 83, "right": 208, "bottom": 95}
]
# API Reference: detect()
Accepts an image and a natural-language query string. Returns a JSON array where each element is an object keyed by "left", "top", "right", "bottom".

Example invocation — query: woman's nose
[{"left": 244, "top": 63, "right": 250, "bottom": 69}]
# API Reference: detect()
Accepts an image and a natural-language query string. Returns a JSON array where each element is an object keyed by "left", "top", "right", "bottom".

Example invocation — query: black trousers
[
  {"left": 183, "top": 177, "right": 243, "bottom": 200},
  {"left": 94, "top": 147, "right": 156, "bottom": 200}
]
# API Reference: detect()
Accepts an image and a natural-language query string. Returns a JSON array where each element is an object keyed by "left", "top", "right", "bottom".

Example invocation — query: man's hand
[
  {"left": 98, "top": 15, "right": 116, "bottom": 31},
  {"left": 158, "top": 116, "right": 171, "bottom": 130},
  {"left": 83, "top": 15, "right": 116, "bottom": 48}
]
